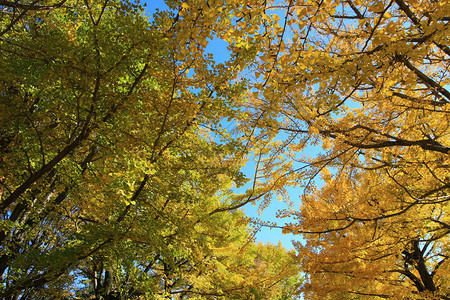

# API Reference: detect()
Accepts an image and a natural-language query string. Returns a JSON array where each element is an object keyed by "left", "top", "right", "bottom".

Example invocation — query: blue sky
[{"left": 143, "top": 0, "right": 302, "bottom": 250}]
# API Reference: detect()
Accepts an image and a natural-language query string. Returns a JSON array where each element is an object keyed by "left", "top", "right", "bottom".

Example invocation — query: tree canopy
[
  {"left": 0, "top": 0, "right": 299, "bottom": 298},
  {"left": 1, "top": 0, "right": 449, "bottom": 299},
  {"left": 221, "top": 0, "right": 450, "bottom": 298}
]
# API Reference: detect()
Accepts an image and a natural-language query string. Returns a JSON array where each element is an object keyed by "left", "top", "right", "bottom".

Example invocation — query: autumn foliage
[
  {"left": 227, "top": 0, "right": 450, "bottom": 298},
  {"left": 1, "top": 0, "right": 449, "bottom": 299},
  {"left": 0, "top": 0, "right": 298, "bottom": 298}
]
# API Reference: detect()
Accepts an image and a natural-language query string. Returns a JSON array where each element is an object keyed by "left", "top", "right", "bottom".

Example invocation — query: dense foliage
[
  {"left": 0, "top": 0, "right": 299, "bottom": 298},
  {"left": 224, "top": 0, "right": 450, "bottom": 298},
  {"left": 1, "top": 0, "right": 450, "bottom": 299}
]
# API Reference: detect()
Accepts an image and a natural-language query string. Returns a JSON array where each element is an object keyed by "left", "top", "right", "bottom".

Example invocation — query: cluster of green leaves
[{"left": 0, "top": 0, "right": 300, "bottom": 298}]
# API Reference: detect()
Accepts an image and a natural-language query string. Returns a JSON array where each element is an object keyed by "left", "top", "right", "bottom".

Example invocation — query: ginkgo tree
[
  {"left": 0, "top": 0, "right": 301, "bottom": 298},
  {"left": 4, "top": 0, "right": 448, "bottom": 298},
  {"left": 218, "top": 0, "right": 450, "bottom": 298}
]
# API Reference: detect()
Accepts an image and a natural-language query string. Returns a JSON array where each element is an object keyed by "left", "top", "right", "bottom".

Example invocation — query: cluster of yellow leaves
[{"left": 220, "top": 0, "right": 450, "bottom": 298}]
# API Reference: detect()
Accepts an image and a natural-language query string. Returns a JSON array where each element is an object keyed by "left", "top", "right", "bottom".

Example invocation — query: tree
[
  {"left": 0, "top": 0, "right": 300, "bottom": 298},
  {"left": 220, "top": 0, "right": 450, "bottom": 298}
]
